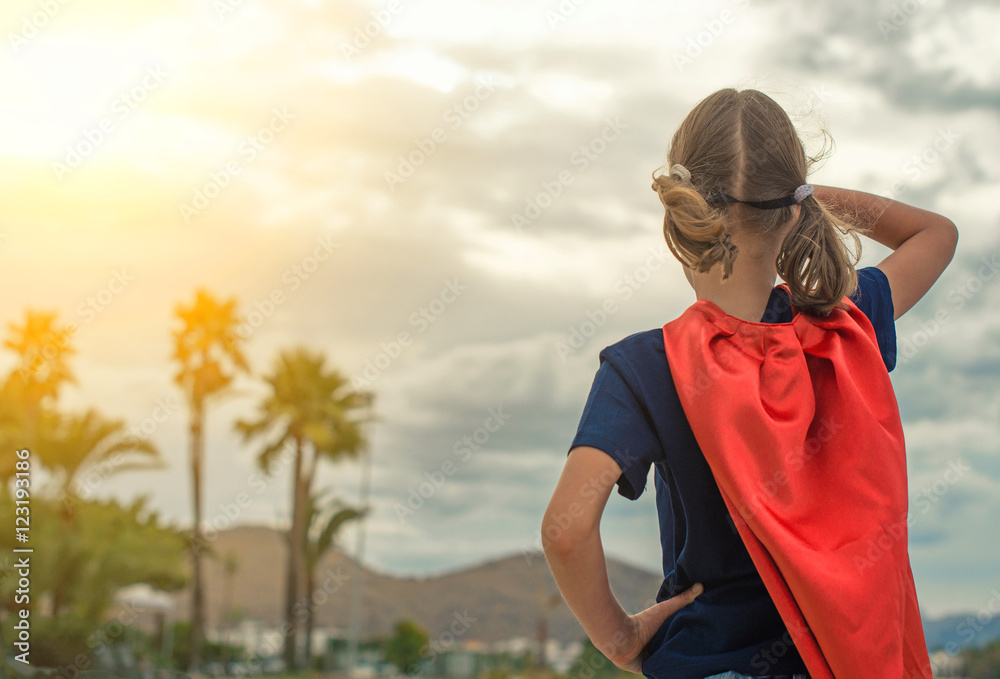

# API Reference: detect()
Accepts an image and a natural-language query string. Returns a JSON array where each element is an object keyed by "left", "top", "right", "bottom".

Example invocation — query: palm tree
[
  {"left": 3, "top": 310, "right": 77, "bottom": 444},
  {"left": 302, "top": 489, "right": 365, "bottom": 668},
  {"left": 172, "top": 289, "right": 248, "bottom": 671},
  {"left": 0, "top": 378, "right": 27, "bottom": 501},
  {"left": 235, "top": 347, "right": 373, "bottom": 670},
  {"left": 4, "top": 310, "right": 77, "bottom": 404},
  {"left": 35, "top": 407, "right": 163, "bottom": 614},
  {"left": 64, "top": 495, "right": 188, "bottom": 623},
  {"left": 1, "top": 310, "right": 77, "bottom": 502},
  {"left": 37, "top": 408, "right": 162, "bottom": 506},
  {"left": 535, "top": 590, "right": 563, "bottom": 669}
]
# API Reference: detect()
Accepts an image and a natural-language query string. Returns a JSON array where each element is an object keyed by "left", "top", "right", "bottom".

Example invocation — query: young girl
[{"left": 541, "top": 88, "right": 958, "bottom": 679}]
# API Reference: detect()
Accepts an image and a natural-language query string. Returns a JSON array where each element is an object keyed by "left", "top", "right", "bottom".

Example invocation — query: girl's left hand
[{"left": 605, "top": 583, "right": 705, "bottom": 674}]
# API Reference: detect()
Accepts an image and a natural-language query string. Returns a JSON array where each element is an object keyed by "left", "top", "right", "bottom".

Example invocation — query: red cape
[{"left": 661, "top": 284, "right": 932, "bottom": 679}]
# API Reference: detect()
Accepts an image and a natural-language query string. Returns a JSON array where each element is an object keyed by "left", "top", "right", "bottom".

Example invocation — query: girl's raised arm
[{"left": 814, "top": 185, "right": 959, "bottom": 320}]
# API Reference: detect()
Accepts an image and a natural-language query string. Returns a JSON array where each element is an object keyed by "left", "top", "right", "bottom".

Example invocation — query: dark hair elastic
[{"left": 708, "top": 184, "right": 814, "bottom": 210}]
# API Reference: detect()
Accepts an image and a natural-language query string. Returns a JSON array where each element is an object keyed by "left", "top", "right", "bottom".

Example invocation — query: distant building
[
  {"left": 928, "top": 649, "right": 964, "bottom": 677},
  {"left": 547, "top": 639, "right": 584, "bottom": 673}
]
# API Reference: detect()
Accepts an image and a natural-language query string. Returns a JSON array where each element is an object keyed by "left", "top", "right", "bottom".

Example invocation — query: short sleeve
[
  {"left": 849, "top": 266, "right": 897, "bottom": 372},
  {"left": 568, "top": 345, "right": 661, "bottom": 500}
]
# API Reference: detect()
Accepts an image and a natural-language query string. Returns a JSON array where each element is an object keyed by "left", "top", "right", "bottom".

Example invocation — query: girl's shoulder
[
  {"left": 598, "top": 328, "right": 667, "bottom": 368},
  {"left": 849, "top": 266, "right": 897, "bottom": 372}
]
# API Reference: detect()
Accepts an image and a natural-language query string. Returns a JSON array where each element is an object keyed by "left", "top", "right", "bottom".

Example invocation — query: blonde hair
[{"left": 651, "top": 88, "right": 865, "bottom": 317}]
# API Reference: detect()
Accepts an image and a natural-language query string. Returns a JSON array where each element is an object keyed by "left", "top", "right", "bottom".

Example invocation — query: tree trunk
[
  {"left": 50, "top": 544, "right": 81, "bottom": 617},
  {"left": 295, "top": 454, "right": 311, "bottom": 668},
  {"left": 304, "top": 565, "right": 316, "bottom": 669},
  {"left": 223, "top": 570, "right": 233, "bottom": 633},
  {"left": 284, "top": 436, "right": 306, "bottom": 670},
  {"left": 299, "top": 447, "right": 317, "bottom": 669},
  {"left": 188, "top": 406, "right": 205, "bottom": 672}
]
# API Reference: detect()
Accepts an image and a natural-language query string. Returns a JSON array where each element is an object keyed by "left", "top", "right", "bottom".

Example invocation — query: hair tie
[
  {"left": 707, "top": 183, "right": 814, "bottom": 210},
  {"left": 669, "top": 164, "right": 691, "bottom": 182}
]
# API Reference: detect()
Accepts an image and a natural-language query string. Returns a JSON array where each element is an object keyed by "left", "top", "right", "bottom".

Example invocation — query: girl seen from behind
[{"left": 542, "top": 88, "right": 957, "bottom": 679}]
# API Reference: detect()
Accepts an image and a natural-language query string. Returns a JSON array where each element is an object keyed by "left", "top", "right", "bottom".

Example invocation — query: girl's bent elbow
[
  {"left": 938, "top": 218, "right": 959, "bottom": 263},
  {"left": 540, "top": 510, "right": 586, "bottom": 557},
  {"left": 540, "top": 514, "right": 564, "bottom": 554},
  {"left": 944, "top": 219, "right": 959, "bottom": 247}
]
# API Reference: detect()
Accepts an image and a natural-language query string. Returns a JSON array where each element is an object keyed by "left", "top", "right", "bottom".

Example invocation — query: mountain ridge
[
  {"left": 169, "top": 524, "right": 662, "bottom": 644},
  {"left": 169, "top": 525, "right": 1000, "bottom": 652}
]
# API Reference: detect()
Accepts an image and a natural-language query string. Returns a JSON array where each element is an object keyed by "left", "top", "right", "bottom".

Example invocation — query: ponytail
[
  {"left": 775, "top": 194, "right": 862, "bottom": 317},
  {"left": 652, "top": 168, "right": 739, "bottom": 281}
]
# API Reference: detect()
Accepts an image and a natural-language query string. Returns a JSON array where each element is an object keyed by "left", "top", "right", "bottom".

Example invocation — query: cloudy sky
[{"left": 1, "top": 0, "right": 998, "bottom": 621}]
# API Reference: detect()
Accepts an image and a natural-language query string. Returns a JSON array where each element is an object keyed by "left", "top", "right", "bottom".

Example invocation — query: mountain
[
  {"left": 922, "top": 609, "right": 1000, "bottom": 653},
  {"left": 169, "top": 525, "right": 1000, "bottom": 653},
  {"left": 168, "top": 525, "right": 663, "bottom": 643}
]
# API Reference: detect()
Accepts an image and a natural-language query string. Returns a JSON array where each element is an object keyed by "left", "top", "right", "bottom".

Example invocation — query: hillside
[
  {"left": 169, "top": 525, "right": 663, "bottom": 643},
  {"left": 170, "top": 526, "right": 1000, "bottom": 652}
]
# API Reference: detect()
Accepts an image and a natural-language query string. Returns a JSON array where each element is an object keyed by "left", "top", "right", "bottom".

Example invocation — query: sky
[{"left": 0, "top": 0, "right": 998, "bottom": 621}]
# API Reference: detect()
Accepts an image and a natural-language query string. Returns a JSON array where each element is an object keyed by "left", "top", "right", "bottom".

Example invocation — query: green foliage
[
  {"left": 477, "top": 649, "right": 534, "bottom": 678},
  {"left": 0, "top": 493, "right": 187, "bottom": 623},
  {"left": 167, "top": 620, "right": 247, "bottom": 670},
  {"left": 34, "top": 407, "right": 163, "bottom": 500},
  {"left": 0, "top": 310, "right": 80, "bottom": 497},
  {"left": 0, "top": 378, "right": 31, "bottom": 495},
  {"left": 0, "top": 308, "right": 187, "bottom": 672},
  {"left": 235, "top": 346, "right": 374, "bottom": 671},
  {"left": 172, "top": 288, "right": 248, "bottom": 408},
  {"left": 567, "top": 639, "right": 628, "bottom": 679},
  {"left": 3, "top": 309, "right": 77, "bottom": 410},
  {"left": 384, "top": 619, "right": 430, "bottom": 674},
  {"left": 961, "top": 637, "right": 1000, "bottom": 678},
  {"left": 234, "top": 346, "right": 374, "bottom": 473},
  {"left": 305, "top": 489, "right": 365, "bottom": 574},
  {"left": 0, "top": 611, "right": 92, "bottom": 669},
  {"left": 0, "top": 310, "right": 184, "bottom": 671}
]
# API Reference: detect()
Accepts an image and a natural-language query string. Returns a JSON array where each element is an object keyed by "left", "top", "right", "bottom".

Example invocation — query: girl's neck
[
  {"left": 688, "top": 246, "right": 783, "bottom": 324},
  {"left": 693, "top": 275, "right": 780, "bottom": 323}
]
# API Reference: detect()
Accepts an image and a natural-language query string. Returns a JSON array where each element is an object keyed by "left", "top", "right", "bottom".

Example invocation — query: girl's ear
[
  {"left": 789, "top": 204, "right": 803, "bottom": 229},
  {"left": 775, "top": 205, "right": 803, "bottom": 244},
  {"left": 683, "top": 265, "right": 695, "bottom": 290}
]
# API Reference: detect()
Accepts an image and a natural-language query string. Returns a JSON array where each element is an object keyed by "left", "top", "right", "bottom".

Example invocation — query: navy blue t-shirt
[{"left": 568, "top": 266, "right": 896, "bottom": 679}]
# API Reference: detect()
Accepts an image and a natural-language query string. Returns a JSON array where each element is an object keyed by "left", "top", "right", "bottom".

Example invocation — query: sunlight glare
[{"left": 4, "top": 39, "right": 165, "bottom": 159}]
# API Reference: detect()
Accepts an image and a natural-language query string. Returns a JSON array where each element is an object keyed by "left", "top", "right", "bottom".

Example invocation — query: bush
[
  {"left": 168, "top": 620, "right": 246, "bottom": 671},
  {"left": 0, "top": 611, "right": 94, "bottom": 670}
]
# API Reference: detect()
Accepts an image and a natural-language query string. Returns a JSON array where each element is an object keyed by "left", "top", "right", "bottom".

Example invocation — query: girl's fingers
[
  {"left": 635, "top": 583, "right": 704, "bottom": 645},
  {"left": 654, "top": 584, "right": 704, "bottom": 620}
]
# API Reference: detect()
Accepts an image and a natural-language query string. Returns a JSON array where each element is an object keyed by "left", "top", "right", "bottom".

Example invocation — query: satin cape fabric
[{"left": 660, "top": 284, "right": 932, "bottom": 679}]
